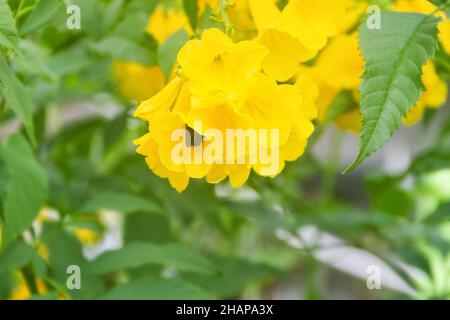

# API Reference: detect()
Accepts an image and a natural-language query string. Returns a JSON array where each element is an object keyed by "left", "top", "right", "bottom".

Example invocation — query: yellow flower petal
[
  {"left": 114, "top": 61, "right": 165, "bottom": 102},
  {"left": 134, "top": 77, "right": 183, "bottom": 121},
  {"left": 258, "top": 28, "right": 316, "bottom": 81}
]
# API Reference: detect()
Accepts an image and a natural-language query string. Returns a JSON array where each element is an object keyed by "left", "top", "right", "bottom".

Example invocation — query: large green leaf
[
  {"left": 1, "top": 135, "right": 47, "bottom": 235},
  {"left": 0, "top": 0, "right": 20, "bottom": 52},
  {"left": 345, "top": 12, "right": 439, "bottom": 172},
  {"left": 0, "top": 54, "right": 35, "bottom": 144},
  {"left": 101, "top": 276, "right": 209, "bottom": 300},
  {"left": 42, "top": 225, "right": 106, "bottom": 299},
  {"left": 0, "top": 240, "right": 33, "bottom": 272},
  {"left": 19, "top": 0, "right": 63, "bottom": 35},
  {"left": 88, "top": 242, "right": 216, "bottom": 275}
]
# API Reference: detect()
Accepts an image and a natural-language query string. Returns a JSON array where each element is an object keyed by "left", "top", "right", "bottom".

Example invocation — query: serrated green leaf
[
  {"left": 78, "top": 192, "right": 161, "bottom": 215},
  {"left": 0, "top": 54, "right": 35, "bottom": 144},
  {"left": 346, "top": 12, "right": 440, "bottom": 173},
  {"left": 183, "top": 0, "right": 199, "bottom": 31},
  {"left": 101, "top": 276, "right": 210, "bottom": 300},
  {"left": 88, "top": 242, "right": 216, "bottom": 275},
  {"left": 19, "top": 0, "right": 63, "bottom": 35},
  {"left": 158, "top": 29, "right": 189, "bottom": 78},
  {"left": 1, "top": 134, "right": 47, "bottom": 235}
]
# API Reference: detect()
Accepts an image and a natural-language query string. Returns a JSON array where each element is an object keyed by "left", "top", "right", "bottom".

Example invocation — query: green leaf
[
  {"left": 345, "top": 12, "right": 439, "bottom": 173},
  {"left": 101, "top": 276, "right": 209, "bottom": 300},
  {"left": 0, "top": 0, "right": 20, "bottom": 52},
  {"left": 19, "top": 0, "right": 63, "bottom": 35},
  {"left": 90, "top": 36, "right": 156, "bottom": 66},
  {"left": 184, "top": 256, "right": 279, "bottom": 298},
  {"left": 183, "top": 0, "right": 199, "bottom": 31},
  {"left": 42, "top": 225, "right": 106, "bottom": 299},
  {"left": 427, "top": 0, "right": 450, "bottom": 7},
  {"left": 78, "top": 192, "right": 161, "bottom": 215},
  {"left": 88, "top": 242, "right": 216, "bottom": 275},
  {"left": 102, "top": 0, "right": 125, "bottom": 30},
  {"left": 0, "top": 240, "right": 33, "bottom": 272},
  {"left": 365, "top": 173, "right": 413, "bottom": 217},
  {"left": 157, "top": 29, "right": 189, "bottom": 79},
  {"left": 46, "top": 47, "right": 91, "bottom": 76},
  {"left": 0, "top": 54, "right": 35, "bottom": 144},
  {"left": 1, "top": 134, "right": 47, "bottom": 235}
]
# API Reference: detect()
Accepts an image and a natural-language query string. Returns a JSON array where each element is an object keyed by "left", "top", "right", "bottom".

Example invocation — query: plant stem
[
  {"left": 16, "top": 0, "right": 26, "bottom": 16},
  {"left": 21, "top": 264, "right": 38, "bottom": 295},
  {"left": 219, "top": 0, "right": 233, "bottom": 35},
  {"left": 322, "top": 129, "right": 344, "bottom": 203}
]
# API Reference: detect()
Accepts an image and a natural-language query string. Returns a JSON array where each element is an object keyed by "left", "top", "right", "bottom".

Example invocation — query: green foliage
[
  {"left": 0, "top": 0, "right": 20, "bottom": 52},
  {"left": 1, "top": 134, "right": 47, "bottom": 235},
  {"left": 158, "top": 29, "right": 189, "bottom": 78},
  {"left": 88, "top": 242, "right": 216, "bottom": 275},
  {"left": 19, "top": 0, "right": 63, "bottom": 35},
  {"left": 346, "top": 12, "right": 440, "bottom": 172},
  {"left": 0, "top": 55, "right": 35, "bottom": 143},
  {"left": 0, "top": 240, "right": 33, "bottom": 272},
  {"left": 323, "top": 91, "right": 357, "bottom": 124},
  {"left": 101, "top": 276, "right": 210, "bottom": 300},
  {"left": 183, "top": 0, "right": 199, "bottom": 31},
  {"left": 78, "top": 192, "right": 161, "bottom": 215}
]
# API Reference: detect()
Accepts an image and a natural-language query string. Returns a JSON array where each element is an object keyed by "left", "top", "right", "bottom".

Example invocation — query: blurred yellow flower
[
  {"left": 339, "top": 0, "right": 368, "bottom": 33},
  {"left": 404, "top": 61, "right": 448, "bottom": 125},
  {"left": 134, "top": 28, "right": 317, "bottom": 192},
  {"left": 249, "top": 0, "right": 346, "bottom": 81},
  {"left": 146, "top": 4, "right": 191, "bottom": 44},
  {"left": 113, "top": 61, "right": 165, "bottom": 102},
  {"left": 9, "top": 273, "right": 47, "bottom": 300},
  {"left": 37, "top": 243, "right": 50, "bottom": 262},
  {"left": 71, "top": 228, "right": 101, "bottom": 246}
]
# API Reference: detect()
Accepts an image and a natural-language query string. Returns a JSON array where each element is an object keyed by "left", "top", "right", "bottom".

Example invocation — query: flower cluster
[
  {"left": 116, "top": 0, "right": 450, "bottom": 192},
  {"left": 134, "top": 29, "right": 317, "bottom": 192}
]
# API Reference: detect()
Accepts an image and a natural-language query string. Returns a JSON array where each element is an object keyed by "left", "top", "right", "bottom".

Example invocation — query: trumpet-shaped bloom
[
  {"left": 178, "top": 28, "right": 268, "bottom": 94},
  {"left": 249, "top": 0, "right": 346, "bottom": 81}
]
